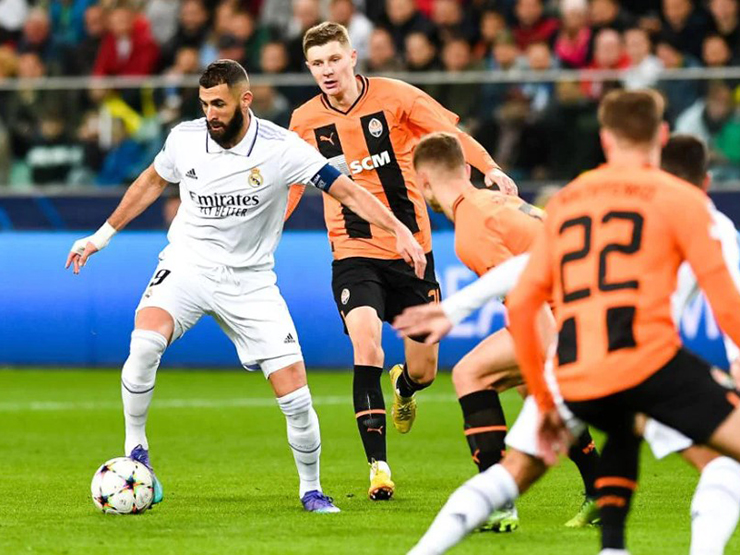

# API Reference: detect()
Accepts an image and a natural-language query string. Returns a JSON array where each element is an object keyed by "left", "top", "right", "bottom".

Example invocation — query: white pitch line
[{"left": 0, "top": 393, "right": 457, "bottom": 413}]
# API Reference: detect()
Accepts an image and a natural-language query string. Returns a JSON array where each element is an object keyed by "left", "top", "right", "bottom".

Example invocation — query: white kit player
[
  {"left": 65, "top": 60, "right": 427, "bottom": 514},
  {"left": 395, "top": 135, "right": 740, "bottom": 555}
]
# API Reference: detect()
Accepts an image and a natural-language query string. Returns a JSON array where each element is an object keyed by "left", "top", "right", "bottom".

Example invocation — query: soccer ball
[{"left": 91, "top": 457, "right": 154, "bottom": 514}]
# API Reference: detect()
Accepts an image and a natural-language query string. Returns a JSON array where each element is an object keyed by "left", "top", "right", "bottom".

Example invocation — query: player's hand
[
  {"left": 730, "top": 358, "right": 740, "bottom": 386},
  {"left": 66, "top": 239, "right": 100, "bottom": 275},
  {"left": 485, "top": 168, "right": 518, "bottom": 196},
  {"left": 393, "top": 303, "right": 452, "bottom": 344},
  {"left": 65, "top": 222, "right": 117, "bottom": 275},
  {"left": 537, "top": 408, "right": 572, "bottom": 466},
  {"left": 394, "top": 224, "right": 426, "bottom": 279}
]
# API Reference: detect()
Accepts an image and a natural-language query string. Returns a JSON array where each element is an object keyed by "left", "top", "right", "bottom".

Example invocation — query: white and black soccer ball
[{"left": 91, "top": 457, "right": 154, "bottom": 514}]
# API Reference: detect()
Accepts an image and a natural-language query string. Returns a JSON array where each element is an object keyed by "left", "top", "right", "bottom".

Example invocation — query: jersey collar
[
  {"left": 205, "top": 109, "right": 259, "bottom": 156},
  {"left": 320, "top": 75, "right": 369, "bottom": 115}
]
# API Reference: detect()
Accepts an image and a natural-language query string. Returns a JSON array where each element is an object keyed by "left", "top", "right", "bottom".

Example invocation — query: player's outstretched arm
[
  {"left": 65, "top": 165, "right": 169, "bottom": 274},
  {"left": 393, "top": 254, "right": 531, "bottom": 343},
  {"left": 327, "top": 175, "right": 427, "bottom": 278}
]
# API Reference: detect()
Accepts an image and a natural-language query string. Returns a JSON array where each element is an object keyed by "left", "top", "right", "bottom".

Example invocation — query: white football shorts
[
  {"left": 642, "top": 418, "right": 693, "bottom": 459},
  {"left": 136, "top": 255, "right": 302, "bottom": 377}
]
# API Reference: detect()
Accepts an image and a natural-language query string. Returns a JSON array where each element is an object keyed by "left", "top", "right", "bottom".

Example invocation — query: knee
[
  {"left": 452, "top": 357, "right": 480, "bottom": 395},
  {"left": 351, "top": 337, "right": 384, "bottom": 367},
  {"left": 122, "top": 330, "right": 168, "bottom": 386}
]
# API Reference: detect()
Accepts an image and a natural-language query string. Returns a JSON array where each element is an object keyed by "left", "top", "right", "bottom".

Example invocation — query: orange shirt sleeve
[
  {"left": 507, "top": 226, "right": 556, "bottom": 411},
  {"left": 667, "top": 190, "right": 740, "bottom": 348},
  {"left": 405, "top": 88, "right": 499, "bottom": 175}
]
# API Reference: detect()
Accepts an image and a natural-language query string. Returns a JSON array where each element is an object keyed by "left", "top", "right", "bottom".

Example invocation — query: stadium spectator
[
  {"left": 709, "top": 0, "right": 740, "bottom": 60},
  {"left": 675, "top": 81, "right": 740, "bottom": 166},
  {"left": 202, "top": 10, "right": 268, "bottom": 69},
  {"left": 703, "top": 34, "right": 736, "bottom": 67},
  {"left": 329, "top": 0, "right": 373, "bottom": 64},
  {"left": 161, "top": 0, "right": 211, "bottom": 69},
  {"left": 367, "top": 26, "right": 404, "bottom": 72},
  {"left": 145, "top": 0, "right": 181, "bottom": 47},
  {"left": 656, "top": 35, "right": 702, "bottom": 122},
  {"left": 382, "top": 0, "right": 436, "bottom": 55},
  {"left": 250, "top": 83, "right": 291, "bottom": 127},
  {"left": 286, "top": 0, "right": 322, "bottom": 71},
  {"left": 430, "top": 0, "right": 478, "bottom": 45},
  {"left": 589, "top": 0, "right": 636, "bottom": 34},
  {"left": 405, "top": 30, "right": 441, "bottom": 72},
  {"left": 661, "top": 0, "right": 712, "bottom": 60},
  {"left": 258, "top": 39, "right": 313, "bottom": 105},
  {"left": 553, "top": 0, "right": 591, "bottom": 69},
  {"left": 93, "top": 2, "right": 159, "bottom": 76},
  {"left": 437, "top": 36, "right": 481, "bottom": 121},
  {"left": 623, "top": 26, "right": 663, "bottom": 90},
  {"left": 0, "top": 0, "right": 28, "bottom": 45},
  {"left": 25, "top": 110, "right": 84, "bottom": 185},
  {"left": 49, "top": 0, "right": 96, "bottom": 49},
  {"left": 16, "top": 8, "right": 55, "bottom": 68},
  {"left": 160, "top": 46, "right": 203, "bottom": 126},
  {"left": 480, "top": 31, "right": 522, "bottom": 117},
  {"left": 474, "top": 9, "right": 506, "bottom": 60},
  {"left": 260, "top": 0, "right": 293, "bottom": 38},
  {"left": 62, "top": 4, "right": 104, "bottom": 75},
  {"left": 511, "top": 0, "right": 559, "bottom": 50},
  {"left": 95, "top": 116, "right": 147, "bottom": 186},
  {"left": 520, "top": 41, "right": 557, "bottom": 113},
  {"left": 0, "top": 43, "right": 16, "bottom": 79},
  {"left": 581, "top": 28, "right": 629, "bottom": 100}
]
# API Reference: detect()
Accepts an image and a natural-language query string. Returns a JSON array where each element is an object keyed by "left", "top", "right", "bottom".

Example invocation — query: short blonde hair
[
  {"left": 303, "top": 22, "right": 352, "bottom": 57},
  {"left": 413, "top": 132, "right": 466, "bottom": 172}
]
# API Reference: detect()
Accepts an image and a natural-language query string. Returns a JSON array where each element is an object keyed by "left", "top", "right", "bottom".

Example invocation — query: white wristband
[{"left": 89, "top": 221, "right": 117, "bottom": 250}]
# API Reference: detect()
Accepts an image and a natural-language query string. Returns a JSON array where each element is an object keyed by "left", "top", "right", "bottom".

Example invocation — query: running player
[
  {"left": 65, "top": 59, "right": 426, "bottom": 514},
  {"left": 507, "top": 90, "right": 740, "bottom": 555},
  {"left": 399, "top": 133, "right": 740, "bottom": 555},
  {"left": 288, "top": 21, "right": 517, "bottom": 500},
  {"left": 409, "top": 132, "right": 601, "bottom": 531}
]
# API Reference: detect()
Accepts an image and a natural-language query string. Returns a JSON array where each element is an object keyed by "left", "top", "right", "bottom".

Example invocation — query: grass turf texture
[{"left": 1, "top": 369, "right": 737, "bottom": 555}]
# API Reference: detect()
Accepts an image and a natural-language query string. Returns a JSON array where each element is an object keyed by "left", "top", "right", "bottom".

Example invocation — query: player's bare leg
[
  {"left": 407, "top": 449, "right": 546, "bottom": 555},
  {"left": 269, "top": 361, "right": 339, "bottom": 513},
  {"left": 121, "top": 306, "right": 173, "bottom": 504},
  {"left": 389, "top": 338, "right": 438, "bottom": 434},
  {"left": 345, "top": 307, "right": 394, "bottom": 500}
]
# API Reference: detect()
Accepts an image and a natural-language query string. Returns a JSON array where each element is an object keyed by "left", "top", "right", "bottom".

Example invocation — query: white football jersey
[{"left": 153, "top": 112, "right": 329, "bottom": 269}]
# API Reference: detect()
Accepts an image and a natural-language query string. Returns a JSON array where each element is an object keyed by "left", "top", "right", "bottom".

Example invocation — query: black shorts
[
  {"left": 566, "top": 348, "right": 739, "bottom": 444},
  {"left": 331, "top": 253, "right": 440, "bottom": 339}
]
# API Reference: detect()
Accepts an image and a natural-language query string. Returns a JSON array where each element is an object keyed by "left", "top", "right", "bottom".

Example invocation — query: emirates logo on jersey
[{"left": 368, "top": 118, "right": 383, "bottom": 138}]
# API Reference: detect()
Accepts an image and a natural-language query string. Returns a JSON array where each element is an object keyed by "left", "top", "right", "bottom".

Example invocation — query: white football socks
[
  {"left": 277, "top": 385, "right": 322, "bottom": 498},
  {"left": 408, "top": 464, "right": 519, "bottom": 555},
  {"left": 599, "top": 550, "right": 630, "bottom": 555},
  {"left": 121, "top": 329, "right": 167, "bottom": 455},
  {"left": 690, "top": 456, "right": 740, "bottom": 555}
]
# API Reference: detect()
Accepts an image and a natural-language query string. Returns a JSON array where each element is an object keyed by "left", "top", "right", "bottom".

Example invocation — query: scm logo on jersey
[{"left": 349, "top": 151, "right": 391, "bottom": 175}]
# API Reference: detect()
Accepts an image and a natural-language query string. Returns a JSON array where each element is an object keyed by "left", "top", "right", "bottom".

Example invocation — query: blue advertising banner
[{"left": 0, "top": 231, "right": 506, "bottom": 369}]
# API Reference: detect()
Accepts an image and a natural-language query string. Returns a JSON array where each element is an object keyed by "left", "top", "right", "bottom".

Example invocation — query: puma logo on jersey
[
  {"left": 349, "top": 151, "right": 391, "bottom": 175},
  {"left": 319, "top": 132, "right": 336, "bottom": 146}
]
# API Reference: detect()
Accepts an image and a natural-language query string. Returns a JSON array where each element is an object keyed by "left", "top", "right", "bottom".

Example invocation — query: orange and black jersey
[
  {"left": 507, "top": 165, "right": 740, "bottom": 411},
  {"left": 289, "top": 75, "right": 498, "bottom": 261},
  {"left": 453, "top": 187, "right": 544, "bottom": 277}
]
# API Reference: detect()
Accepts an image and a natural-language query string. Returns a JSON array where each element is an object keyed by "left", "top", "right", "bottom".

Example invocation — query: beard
[
  {"left": 207, "top": 107, "right": 245, "bottom": 149},
  {"left": 428, "top": 197, "right": 443, "bottom": 213}
]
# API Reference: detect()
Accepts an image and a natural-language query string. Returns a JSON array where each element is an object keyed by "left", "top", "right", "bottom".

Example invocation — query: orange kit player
[
  {"left": 508, "top": 89, "right": 740, "bottom": 555},
  {"left": 408, "top": 132, "right": 601, "bottom": 531},
  {"left": 287, "top": 21, "right": 517, "bottom": 500}
]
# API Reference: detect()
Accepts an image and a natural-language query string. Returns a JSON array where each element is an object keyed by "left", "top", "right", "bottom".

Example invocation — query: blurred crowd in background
[{"left": 1, "top": 0, "right": 740, "bottom": 188}]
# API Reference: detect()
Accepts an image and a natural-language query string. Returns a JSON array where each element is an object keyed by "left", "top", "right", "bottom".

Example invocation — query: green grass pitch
[{"left": 1, "top": 369, "right": 738, "bottom": 555}]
